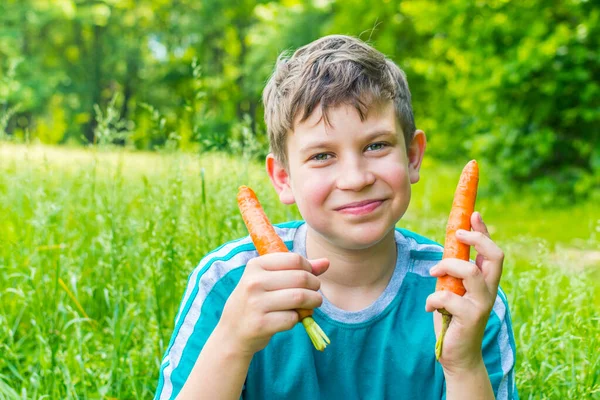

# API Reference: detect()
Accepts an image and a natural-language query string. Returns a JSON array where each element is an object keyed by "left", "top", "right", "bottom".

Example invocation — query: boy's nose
[{"left": 336, "top": 158, "right": 375, "bottom": 191}]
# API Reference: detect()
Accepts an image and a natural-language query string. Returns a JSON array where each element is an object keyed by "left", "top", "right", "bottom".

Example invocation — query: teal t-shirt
[{"left": 155, "top": 221, "right": 518, "bottom": 399}]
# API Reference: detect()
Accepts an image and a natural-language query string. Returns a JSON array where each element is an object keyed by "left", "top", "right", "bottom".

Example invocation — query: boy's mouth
[{"left": 335, "top": 199, "right": 384, "bottom": 215}]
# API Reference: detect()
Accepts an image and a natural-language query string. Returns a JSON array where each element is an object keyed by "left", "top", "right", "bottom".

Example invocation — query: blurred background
[{"left": 1, "top": 0, "right": 598, "bottom": 201}]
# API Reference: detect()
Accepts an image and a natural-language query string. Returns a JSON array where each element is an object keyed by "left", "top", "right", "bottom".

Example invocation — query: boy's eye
[
  {"left": 365, "top": 142, "right": 387, "bottom": 151},
  {"left": 310, "top": 153, "right": 331, "bottom": 161}
]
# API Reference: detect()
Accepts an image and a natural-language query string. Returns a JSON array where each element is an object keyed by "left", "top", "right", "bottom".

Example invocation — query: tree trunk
[{"left": 84, "top": 24, "right": 104, "bottom": 143}]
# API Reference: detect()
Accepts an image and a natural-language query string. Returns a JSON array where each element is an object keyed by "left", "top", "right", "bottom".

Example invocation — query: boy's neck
[{"left": 305, "top": 227, "right": 398, "bottom": 311}]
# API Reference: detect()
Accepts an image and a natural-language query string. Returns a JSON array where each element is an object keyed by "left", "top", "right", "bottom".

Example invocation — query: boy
[{"left": 155, "top": 35, "right": 518, "bottom": 399}]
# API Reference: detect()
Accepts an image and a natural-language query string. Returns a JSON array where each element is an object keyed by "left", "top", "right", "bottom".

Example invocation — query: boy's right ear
[{"left": 266, "top": 153, "right": 296, "bottom": 205}]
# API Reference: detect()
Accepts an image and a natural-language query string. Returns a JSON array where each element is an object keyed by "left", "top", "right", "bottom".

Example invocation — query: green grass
[{"left": 1, "top": 143, "right": 598, "bottom": 399}]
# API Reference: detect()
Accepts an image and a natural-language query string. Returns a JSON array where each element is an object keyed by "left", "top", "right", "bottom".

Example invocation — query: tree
[{"left": 400, "top": 0, "right": 600, "bottom": 199}]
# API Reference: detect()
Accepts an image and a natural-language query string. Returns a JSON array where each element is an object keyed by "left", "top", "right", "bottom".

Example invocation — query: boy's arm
[
  {"left": 175, "top": 324, "right": 252, "bottom": 400},
  {"left": 443, "top": 359, "right": 494, "bottom": 400},
  {"left": 442, "top": 288, "right": 517, "bottom": 400},
  {"left": 174, "top": 253, "right": 327, "bottom": 400},
  {"left": 426, "top": 212, "right": 516, "bottom": 400},
  {"left": 156, "top": 252, "right": 328, "bottom": 400}
]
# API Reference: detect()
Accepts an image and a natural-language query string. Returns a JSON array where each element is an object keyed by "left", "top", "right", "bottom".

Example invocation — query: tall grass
[{"left": 0, "top": 143, "right": 598, "bottom": 399}]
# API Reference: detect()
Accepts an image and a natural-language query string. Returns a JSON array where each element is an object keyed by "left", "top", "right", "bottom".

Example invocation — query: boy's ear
[
  {"left": 266, "top": 153, "right": 296, "bottom": 205},
  {"left": 408, "top": 129, "right": 427, "bottom": 184}
]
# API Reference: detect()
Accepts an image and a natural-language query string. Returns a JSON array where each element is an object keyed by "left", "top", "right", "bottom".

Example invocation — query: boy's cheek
[
  {"left": 297, "top": 173, "right": 331, "bottom": 203},
  {"left": 296, "top": 189, "right": 328, "bottom": 214},
  {"left": 380, "top": 162, "right": 411, "bottom": 190}
]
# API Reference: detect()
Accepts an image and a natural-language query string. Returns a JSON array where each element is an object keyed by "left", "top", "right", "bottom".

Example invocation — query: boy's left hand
[{"left": 425, "top": 211, "right": 504, "bottom": 374}]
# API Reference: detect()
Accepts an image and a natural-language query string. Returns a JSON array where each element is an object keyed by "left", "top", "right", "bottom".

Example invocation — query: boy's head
[{"left": 263, "top": 34, "right": 416, "bottom": 168}]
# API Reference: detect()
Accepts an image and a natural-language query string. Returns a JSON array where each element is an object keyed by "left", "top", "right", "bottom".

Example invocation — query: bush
[{"left": 403, "top": 0, "right": 600, "bottom": 201}]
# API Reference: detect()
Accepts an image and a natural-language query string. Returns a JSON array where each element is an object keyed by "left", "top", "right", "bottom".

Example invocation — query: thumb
[{"left": 308, "top": 258, "right": 329, "bottom": 276}]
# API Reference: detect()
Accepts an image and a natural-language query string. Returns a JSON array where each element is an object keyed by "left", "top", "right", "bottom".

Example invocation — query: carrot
[
  {"left": 237, "top": 185, "right": 330, "bottom": 351},
  {"left": 434, "top": 160, "right": 479, "bottom": 360}
]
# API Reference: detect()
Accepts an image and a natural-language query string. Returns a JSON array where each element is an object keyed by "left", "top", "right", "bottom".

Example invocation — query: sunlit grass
[{"left": 0, "top": 143, "right": 598, "bottom": 399}]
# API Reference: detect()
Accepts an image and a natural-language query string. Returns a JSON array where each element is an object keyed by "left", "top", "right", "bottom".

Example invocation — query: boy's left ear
[
  {"left": 408, "top": 130, "right": 427, "bottom": 184},
  {"left": 266, "top": 153, "right": 296, "bottom": 205}
]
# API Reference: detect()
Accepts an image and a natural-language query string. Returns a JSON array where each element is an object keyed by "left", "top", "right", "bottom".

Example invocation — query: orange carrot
[
  {"left": 237, "top": 185, "right": 330, "bottom": 351},
  {"left": 435, "top": 160, "right": 479, "bottom": 360}
]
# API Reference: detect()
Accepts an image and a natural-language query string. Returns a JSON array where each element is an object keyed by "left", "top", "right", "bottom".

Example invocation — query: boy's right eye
[{"left": 310, "top": 153, "right": 331, "bottom": 162}]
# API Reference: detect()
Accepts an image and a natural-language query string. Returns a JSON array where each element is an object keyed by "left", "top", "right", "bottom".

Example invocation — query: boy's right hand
[{"left": 218, "top": 253, "right": 329, "bottom": 358}]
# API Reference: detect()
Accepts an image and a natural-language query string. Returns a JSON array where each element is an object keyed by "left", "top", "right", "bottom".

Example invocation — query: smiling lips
[{"left": 335, "top": 199, "right": 384, "bottom": 215}]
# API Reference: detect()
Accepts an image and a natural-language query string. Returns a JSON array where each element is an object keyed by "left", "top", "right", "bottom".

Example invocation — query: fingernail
[
  {"left": 477, "top": 213, "right": 483, "bottom": 223},
  {"left": 456, "top": 229, "right": 466, "bottom": 236}
]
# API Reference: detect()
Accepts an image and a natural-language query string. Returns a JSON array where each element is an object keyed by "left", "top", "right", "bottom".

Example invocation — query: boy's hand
[
  {"left": 425, "top": 212, "right": 504, "bottom": 374},
  {"left": 218, "top": 252, "right": 329, "bottom": 358}
]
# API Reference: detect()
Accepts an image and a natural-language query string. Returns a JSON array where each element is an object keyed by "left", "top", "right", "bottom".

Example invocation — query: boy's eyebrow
[
  {"left": 363, "top": 129, "right": 397, "bottom": 141},
  {"left": 299, "top": 130, "right": 398, "bottom": 153}
]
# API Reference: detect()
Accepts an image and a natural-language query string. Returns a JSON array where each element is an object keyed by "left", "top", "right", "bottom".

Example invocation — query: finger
[
  {"left": 430, "top": 258, "right": 489, "bottom": 299},
  {"left": 262, "top": 310, "right": 300, "bottom": 333},
  {"left": 455, "top": 230, "right": 502, "bottom": 261},
  {"left": 471, "top": 212, "right": 491, "bottom": 269},
  {"left": 262, "top": 270, "right": 321, "bottom": 291},
  {"left": 254, "top": 252, "right": 313, "bottom": 273},
  {"left": 455, "top": 229, "right": 504, "bottom": 292},
  {"left": 262, "top": 288, "right": 324, "bottom": 313},
  {"left": 308, "top": 258, "right": 330, "bottom": 276},
  {"left": 470, "top": 211, "right": 490, "bottom": 238},
  {"left": 425, "top": 290, "right": 474, "bottom": 318}
]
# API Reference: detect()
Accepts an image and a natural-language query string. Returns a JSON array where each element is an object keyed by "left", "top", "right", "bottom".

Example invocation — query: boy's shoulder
[
  {"left": 395, "top": 227, "right": 444, "bottom": 260},
  {"left": 188, "top": 221, "right": 305, "bottom": 280}
]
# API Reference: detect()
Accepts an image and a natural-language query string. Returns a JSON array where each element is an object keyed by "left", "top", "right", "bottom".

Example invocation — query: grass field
[{"left": 1, "top": 143, "right": 599, "bottom": 399}]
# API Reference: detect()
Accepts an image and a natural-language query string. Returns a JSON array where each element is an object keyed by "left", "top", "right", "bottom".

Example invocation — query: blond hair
[{"left": 263, "top": 34, "right": 416, "bottom": 167}]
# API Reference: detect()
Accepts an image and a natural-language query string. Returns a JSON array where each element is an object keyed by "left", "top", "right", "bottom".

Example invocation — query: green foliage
[
  {"left": 0, "top": 144, "right": 598, "bottom": 398},
  {"left": 93, "top": 94, "right": 134, "bottom": 147},
  {"left": 0, "top": 0, "right": 597, "bottom": 199},
  {"left": 400, "top": 0, "right": 600, "bottom": 201}
]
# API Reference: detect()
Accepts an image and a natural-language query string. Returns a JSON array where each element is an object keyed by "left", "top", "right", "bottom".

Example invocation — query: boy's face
[{"left": 268, "top": 101, "right": 426, "bottom": 250}]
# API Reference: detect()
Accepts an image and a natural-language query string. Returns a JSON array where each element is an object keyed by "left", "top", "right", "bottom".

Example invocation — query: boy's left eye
[{"left": 365, "top": 142, "right": 387, "bottom": 151}]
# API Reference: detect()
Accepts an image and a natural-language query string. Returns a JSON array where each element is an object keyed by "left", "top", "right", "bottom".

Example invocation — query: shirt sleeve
[
  {"left": 153, "top": 258, "right": 246, "bottom": 400},
  {"left": 482, "top": 287, "right": 519, "bottom": 399}
]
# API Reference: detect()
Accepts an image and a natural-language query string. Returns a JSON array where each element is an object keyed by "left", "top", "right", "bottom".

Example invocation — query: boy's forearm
[
  {"left": 176, "top": 325, "right": 252, "bottom": 400},
  {"left": 444, "top": 359, "right": 495, "bottom": 400}
]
